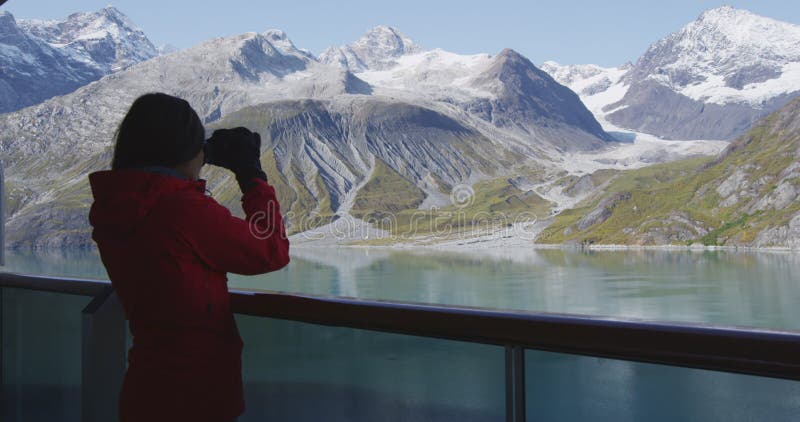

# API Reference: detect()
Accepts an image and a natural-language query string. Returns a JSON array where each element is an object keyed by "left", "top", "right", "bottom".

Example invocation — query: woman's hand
[{"left": 205, "top": 127, "right": 267, "bottom": 191}]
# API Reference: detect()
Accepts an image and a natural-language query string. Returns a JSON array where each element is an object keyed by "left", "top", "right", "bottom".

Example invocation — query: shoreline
[
  {"left": 5, "top": 241, "right": 799, "bottom": 254},
  {"left": 291, "top": 241, "right": 800, "bottom": 254}
]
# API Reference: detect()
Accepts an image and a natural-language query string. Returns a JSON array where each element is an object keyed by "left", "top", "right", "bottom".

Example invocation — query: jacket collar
[{"left": 133, "top": 165, "right": 189, "bottom": 180}]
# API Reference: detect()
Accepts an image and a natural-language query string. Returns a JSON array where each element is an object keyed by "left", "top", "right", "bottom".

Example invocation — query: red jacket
[{"left": 88, "top": 169, "right": 289, "bottom": 422}]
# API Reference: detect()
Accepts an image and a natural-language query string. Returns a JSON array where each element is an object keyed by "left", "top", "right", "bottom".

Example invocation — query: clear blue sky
[{"left": 3, "top": 0, "right": 799, "bottom": 67}]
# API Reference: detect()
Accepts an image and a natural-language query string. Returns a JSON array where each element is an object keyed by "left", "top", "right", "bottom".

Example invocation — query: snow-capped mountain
[
  {"left": 627, "top": 6, "right": 800, "bottom": 106},
  {"left": 0, "top": 29, "right": 366, "bottom": 163},
  {"left": 325, "top": 27, "right": 614, "bottom": 150},
  {"left": 0, "top": 7, "right": 157, "bottom": 114},
  {"left": 0, "top": 11, "right": 102, "bottom": 114},
  {"left": 18, "top": 6, "right": 157, "bottom": 73},
  {"left": 544, "top": 6, "right": 800, "bottom": 141},
  {"left": 319, "top": 26, "right": 421, "bottom": 71}
]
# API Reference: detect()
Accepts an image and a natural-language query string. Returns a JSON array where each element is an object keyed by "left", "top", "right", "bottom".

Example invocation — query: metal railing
[{"left": 2, "top": 271, "right": 800, "bottom": 422}]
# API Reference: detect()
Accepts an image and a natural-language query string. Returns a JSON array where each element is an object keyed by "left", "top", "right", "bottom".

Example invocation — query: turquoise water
[
  {"left": 6, "top": 246, "right": 800, "bottom": 329},
  {"left": 3, "top": 247, "right": 800, "bottom": 421}
]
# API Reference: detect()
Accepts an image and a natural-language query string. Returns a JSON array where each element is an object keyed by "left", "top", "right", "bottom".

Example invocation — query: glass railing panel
[
  {"left": 1, "top": 287, "right": 91, "bottom": 422},
  {"left": 235, "top": 314, "right": 505, "bottom": 421},
  {"left": 525, "top": 349, "right": 800, "bottom": 421}
]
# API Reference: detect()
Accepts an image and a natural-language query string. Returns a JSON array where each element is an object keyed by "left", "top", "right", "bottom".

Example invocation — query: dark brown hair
[{"left": 111, "top": 93, "right": 205, "bottom": 170}]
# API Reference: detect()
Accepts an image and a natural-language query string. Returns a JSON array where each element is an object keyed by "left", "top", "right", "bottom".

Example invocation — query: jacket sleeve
[{"left": 176, "top": 178, "right": 290, "bottom": 275}]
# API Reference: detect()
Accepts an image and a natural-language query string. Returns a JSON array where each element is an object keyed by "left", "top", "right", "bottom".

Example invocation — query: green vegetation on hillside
[
  {"left": 351, "top": 159, "right": 426, "bottom": 216},
  {"left": 537, "top": 104, "right": 800, "bottom": 246},
  {"left": 353, "top": 170, "right": 554, "bottom": 245}
]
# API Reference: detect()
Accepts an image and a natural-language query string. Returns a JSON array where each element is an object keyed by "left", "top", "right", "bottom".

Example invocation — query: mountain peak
[
  {"left": 470, "top": 48, "right": 614, "bottom": 147},
  {"left": 606, "top": 5, "right": 800, "bottom": 140},
  {"left": 365, "top": 25, "right": 399, "bottom": 35},
  {"left": 683, "top": 6, "right": 800, "bottom": 52},
  {"left": 264, "top": 29, "right": 288, "bottom": 41},
  {"left": 351, "top": 25, "right": 420, "bottom": 61},
  {"left": 0, "top": 10, "right": 17, "bottom": 30},
  {"left": 486, "top": 48, "right": 545, "bottom": 77},
  {"left": 360, "top": 25, "right": 411, "bottom": 42},
  {"left": 495, "top": 48, "right": 526, "bottom": 62},
  {"left": 319, "top": 25, "right": 422, "bottom": 71},
  {"left": 698, "top": 5, "right": 748, "bottom": 20},
  {"left": 634, "top": 5, "right": 800, "bottom": 84},
  {"left": 261, "top": 29, "right": 310, "bottom": 58},
  {"left": 100, "top": 5, "right": 125, "bottom": 18}
]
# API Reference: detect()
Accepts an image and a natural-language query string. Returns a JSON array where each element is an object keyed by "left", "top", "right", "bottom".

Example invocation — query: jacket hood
[{"left": 89, "top": 169, "right": 207, "bottom": 242}]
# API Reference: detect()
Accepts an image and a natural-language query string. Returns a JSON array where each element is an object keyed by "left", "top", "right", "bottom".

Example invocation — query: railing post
[
  {"left": 0, "top": 286, "right": 4, "bottom": 418},
  {"left": 505, "top": 345, "right": 526, "bottom": 422},
  {"left": 0, "top": 160, "right": 4, "bottom": 417},
  {"left": 1, "top": 157, "right": 5, "bottom": 266},
  {"left": 81, "top": 287, "right": 127, "bottom": 422}
]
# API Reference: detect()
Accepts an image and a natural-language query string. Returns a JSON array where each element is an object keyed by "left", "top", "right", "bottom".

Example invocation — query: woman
[{"left": 88, "top": 93, "right": 290, "bottom": 421}]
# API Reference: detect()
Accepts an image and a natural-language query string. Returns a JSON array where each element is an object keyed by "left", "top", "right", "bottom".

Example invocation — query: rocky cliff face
[{"left": 538, "top": 97, "right": 800, "bottom": 248}]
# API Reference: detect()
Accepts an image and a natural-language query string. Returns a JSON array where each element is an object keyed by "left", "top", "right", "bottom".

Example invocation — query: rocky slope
[
  {"left": 204, "top": 98, "right": 533, "bottom": 233},
  {"left": 0, "top": 7, "right": 157, "bottom": 114},
  {"left": 467, "top": 49, "right": 615, "bottom": 150},
  {"left": 537, "top": 97, "right": 800, "bottom": 248}
]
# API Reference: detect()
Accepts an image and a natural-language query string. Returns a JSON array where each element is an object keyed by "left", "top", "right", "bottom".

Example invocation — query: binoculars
[
  {"left": 203, "top": 140, "right": 216, "bottom": 165},
  {"left": 202, "top": 127, "right": 261, "bottom": 166}
]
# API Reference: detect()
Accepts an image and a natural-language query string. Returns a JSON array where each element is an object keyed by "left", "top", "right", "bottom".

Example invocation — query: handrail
[
  {"left": 0, "top": 272, "right": 109, "bottom": 296},
  {"left": 230, "top": 289, "right": 800, "bottom": 381},
  {"left": 3, "top": 272, "right": 800, "bottom": 381}
]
